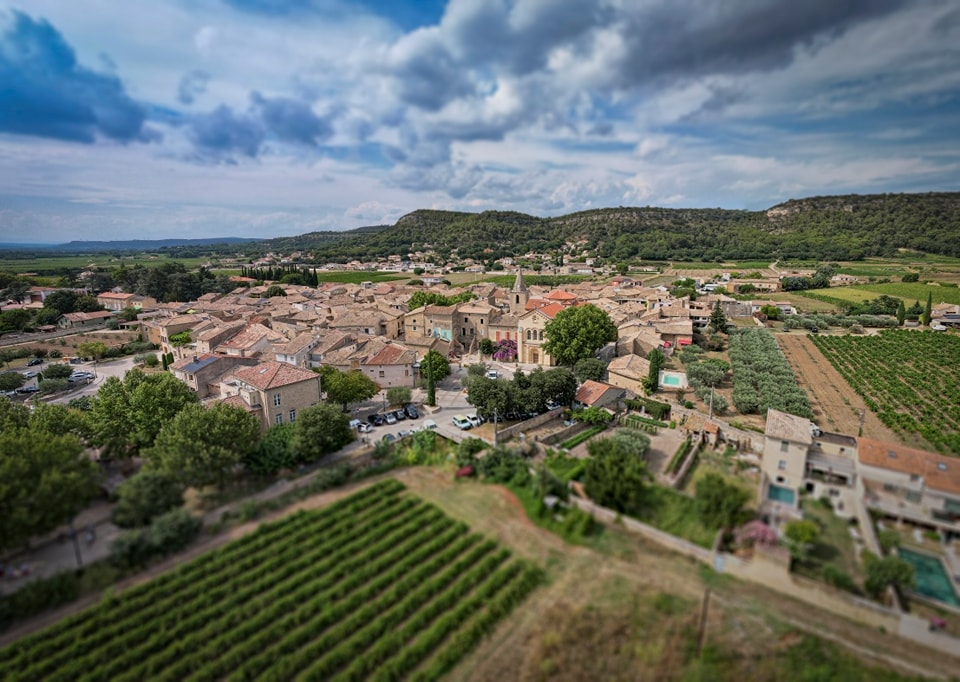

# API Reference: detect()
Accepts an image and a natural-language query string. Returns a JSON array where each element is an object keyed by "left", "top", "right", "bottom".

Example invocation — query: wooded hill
[{"left": 254, "top": 191, "right": 960, "bottom": 263}]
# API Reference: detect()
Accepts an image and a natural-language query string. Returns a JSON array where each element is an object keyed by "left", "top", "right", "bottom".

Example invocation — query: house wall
[
  {"left": 362, "top": 363, "right": 414, "bottom": 388},
  {"left": 761, "top": 436, "right": 808, "bottom": 499},
  {"left": 261, "top": 378, "right": 321, "bottom": 431},
  {"left": 607, "top": 369, "right": 644, "bottom": 395}
]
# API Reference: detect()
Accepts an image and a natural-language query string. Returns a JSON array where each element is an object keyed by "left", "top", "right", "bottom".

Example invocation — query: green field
[
  {"left": 807, "top": 282, "right": 960, "bottom": 306},
  {"left": 811, "top": 331, "right": 960, "bottom": 454},
  {"left": 0, "top": 480, "right": 542, "bottom": 682},
  {"left": 314, "top": 271, "right": 411, "bottom": 284},
  {"left": 0, "top": 254, "right": 219, "bottom": 276}
]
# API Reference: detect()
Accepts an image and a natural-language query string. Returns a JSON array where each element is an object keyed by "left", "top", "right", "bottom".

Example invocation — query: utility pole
[
  {"left": 708, "top": 384, "right": 715, "bottom": 420},
  {"left": 69, "top": 520, "right": 83, "bottom": 568},
  {"left": 492, "top": 408, "right": 499, "bottom": 447}
]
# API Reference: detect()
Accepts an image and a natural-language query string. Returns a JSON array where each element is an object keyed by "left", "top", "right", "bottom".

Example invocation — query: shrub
[
  {"left": 822, "top": 566, "right": 857, "bottom": 593},
  {"left": 148, "top": 509, "right": 201, "bottom": 554},
  {"left": 112, "top": 471, "right": 185, "bottom": 528},
  {"left": 877, "top": 529, "right": 900, "bottom": 553}
]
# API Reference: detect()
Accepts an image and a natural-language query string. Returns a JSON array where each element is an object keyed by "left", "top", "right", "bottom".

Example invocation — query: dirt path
[{"left": 777, "top": 333, "right": 901, "bottom": 442}]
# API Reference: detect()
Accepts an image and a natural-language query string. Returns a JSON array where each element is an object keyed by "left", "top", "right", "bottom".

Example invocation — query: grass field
[
  {"left": 314, "top": 271, "right": 411, "bottom": 284},
  {"left": 0, "top": 253, "right": 227, "bottom": 276},
  {"left": 806, "top": 282, "right": 960, "bottom": 307},
  {"left": 0, "top": 479, "right": 542, "bottom": 682}
]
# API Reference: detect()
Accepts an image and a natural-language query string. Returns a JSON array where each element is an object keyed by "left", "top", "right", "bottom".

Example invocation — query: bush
[
  {"left": 48, "top": 349, "right": 62, "bottom": 358},
  {"left": 823, "top": 565, "right": 857, "bottom": 593},
  {"left": 148, "top": 509, "right": 201, "bottom": 554},
  {"left": 112, "top": 471, "right": 185, "bottom": 528},
  {"left": 877, "top": 529, "right": 900, "bottom": 553},
  {"left": 0, "top": 571, "right": 81, "bottom": 632}
]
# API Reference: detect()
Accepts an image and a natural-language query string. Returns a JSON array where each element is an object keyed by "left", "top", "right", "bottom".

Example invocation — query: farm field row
[
  {"left": 0, "top": 254, "right": 217, "bottom": 275},
  {"left": 0, "top": 479, "right": 542, "bottom": 682},
  {"left": 806, "top": 282, "right": 960, "bottom": 306},
  {"left": 810, "top": 331, "right": 960, "bottom": 455}
]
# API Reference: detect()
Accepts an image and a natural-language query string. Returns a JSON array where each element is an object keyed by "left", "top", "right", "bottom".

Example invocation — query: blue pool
[
  {"left": 767, "top": 484, "right": 796, "bottom": 505},
  {"left": 898, "top": 547, "right": 960, "bottom": 607}
]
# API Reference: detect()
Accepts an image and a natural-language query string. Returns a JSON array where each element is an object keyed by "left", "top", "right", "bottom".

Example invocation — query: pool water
[
  {"left": 767, "top": 484, "right": 796, "bottom": 505},
  {"left": 898, "top": 547, "right": 960, "bottom": 607},
  {"left": 662, "top": 375, "right": 681, "bottom": 386}
]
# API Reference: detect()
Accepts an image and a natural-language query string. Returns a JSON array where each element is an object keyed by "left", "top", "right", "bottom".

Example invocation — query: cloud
[
  {"left": 187, "top": 104, "right": 264, "bottom": 160},
  {"left": 250, "top": 91, "right": 332, "bottom": 146},
  {"left": 0, "top": 10, "right": 157, "bottom": 143},
  {"left": 177, "top": 69, "right": 210, "bottom": 105}
]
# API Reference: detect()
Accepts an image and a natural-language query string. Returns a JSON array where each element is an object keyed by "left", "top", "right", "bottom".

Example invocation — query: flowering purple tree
[{"left": 492, "top": 339, "right": 517, "bottom": 362}]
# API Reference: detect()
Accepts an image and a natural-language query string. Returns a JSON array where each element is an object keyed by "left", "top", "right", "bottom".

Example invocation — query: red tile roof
[
  {"left": 232, "top": 361, "right": 319, "bottom": 390},
  {"left": 858, "top": 437, "right": 960, "bottom": 496}
]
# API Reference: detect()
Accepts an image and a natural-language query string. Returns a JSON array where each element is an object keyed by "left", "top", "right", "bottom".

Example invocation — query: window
[
  {"left": 780, "top": 440, "right": 789, "bottom": 453},
  {"left": 289, "top": 409, "right": 296, "bottom": 422},
  {"left": 539, "top": 330, "right": 544, "bottom": 340},
  {"left": 778, "top": 460, "right": 787, "bottom": 470},
  {"left": 273, "top": 394, "right": 281, "bottom": 407},
  {"left": 275, "top": 413, "right": 283, "bottom": 425},
  {"left": 379, "top": 370, "right": 385, "bottom": 378},
  {"left": 462, "top": 327, "right": 466, "bottom": 336}
]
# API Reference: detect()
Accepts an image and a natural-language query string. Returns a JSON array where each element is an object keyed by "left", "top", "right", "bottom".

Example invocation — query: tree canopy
[
  {"left": 293, "top": 403, "right": 354, "bottom": 463},
  {"left": 694, "top": 473, "right": 750, "bottom": 530},
  {"left": 317, "top": 366, "right": 379, "bottom": 411},
  {"left": 583, "top": 431, "right": 651, "bottom": 515},
  {"left": 145, "top": 402, "right": 261, "bottom": 489},
  {"left": 112, "top": 470, "right": 185, "bottom": 528},
  {"left": 0, "top": 429, "right": 99, "bottom": 552},
  {"left": 542, "top": 304, "right": 618, "bottom": 366}
]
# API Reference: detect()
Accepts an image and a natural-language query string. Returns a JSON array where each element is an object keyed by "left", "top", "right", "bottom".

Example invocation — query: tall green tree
[
  {"left": 78, "top": 341, "right": 108, "bottom": 360},
  {"left": 0, "top": 372, "right": 25, "bottom": 392},
  {"left": 146, "top": 402, "right": 261, "bottom": 489},
  {"left": 542, "top": 304, "right": 618, "bottom": 366},
  {"left": 293, "top": 403, "right": 354, "bottom": 463},
  {"left": 864, "top": 555, "right": 915, "bottom": 599},
  {"left": 921, "top": 292, "right": 933, "bottom": 326},
  {"left": 127, "top": 372, "right": 199, "bottom": 449},
  {"left": 245, "top": 423, "right": 298, "bottom": 476},
  {"left": 709, "top": 301, "right": 728, "bottom": 334},
  {"left": 0, "top": 396, "right": 30, "bottom": 432},
  {"left": 896, "top": 300, "right": 906, "bottom": 325},
  {"left": 420, "top": 350, "right": 450, "bottom": 407},
  {"left": 0, "top": 429, "right": 98, "bottom": 552},
  {"left": 28, "top": 402, "right": 91, "bottom": 440},
  {"left": 646, "top": 348, "right": 665, "bottom": 393}
]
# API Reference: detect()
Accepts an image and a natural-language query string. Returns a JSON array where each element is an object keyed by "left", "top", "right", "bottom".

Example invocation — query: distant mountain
[
  {"left": 254, "top": 192, "right": 960, "bottom": 262},
  {"left": 43, "top": 237, "right": 260, "bottom": 252}
]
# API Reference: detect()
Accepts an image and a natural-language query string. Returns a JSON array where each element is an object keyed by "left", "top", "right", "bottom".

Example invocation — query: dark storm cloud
[{"left": 0, "top": 11, "right": 156, "bottom": 143}]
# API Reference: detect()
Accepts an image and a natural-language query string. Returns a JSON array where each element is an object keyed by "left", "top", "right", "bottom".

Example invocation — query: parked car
[
  {"left": 16, "top": 386, "right": 38, "bottom": 394},
  {"left": 466, "top": 414, "right": 481, "bottom": 428},
  {"left": 404, "top": 404, "right": 420, "bottom": 419},
  {"left": 393, "top": 409, "right": 407, "bottom": 421},
  {"left": 21, "top": 371, "right": 38, "bottom": 379},
  {"left": 369, "top": 413, "right": 385, "bottom": 426},
  {"left": 486, "top": 369, "right": 499, "bottom": 379},
  {"left": 358, "top": 422, "right": 373, "bottom": 433},
  {"left": 452, "top": 415, "right": 472, "bottom": 430},
  {"left": 26, "top": 358, "right": 43, "bottom": 367},
  {"left": 348, "top": 418, "right": 364, "bottom": 430},
  {"left": 382, "top": 433, "right": 395, "bottom": 443},
  {"left": 384, "top": 412, "right": 397, "bottom": 425},
  {"left": 423, "top": 419, "right": 438, "bottom": 430}
]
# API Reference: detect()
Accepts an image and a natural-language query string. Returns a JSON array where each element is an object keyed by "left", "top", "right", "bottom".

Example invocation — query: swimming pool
[
  {"left": 659, "top": 371, "right": 688, "bottom": 389},
  {"left": 767, "top": 484, "right": 796, "bottom": 506},
  {"left": 898, "top": 547, "right": 960, "bottom": 607},
  {"left": 662, "top": 375, "right": 681, "bottom": 386}
]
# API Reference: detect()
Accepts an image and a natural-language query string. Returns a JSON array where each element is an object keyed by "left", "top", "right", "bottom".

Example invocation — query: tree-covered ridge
[{"left": 274, "top": 192, "right": 960, "bottom": 263}]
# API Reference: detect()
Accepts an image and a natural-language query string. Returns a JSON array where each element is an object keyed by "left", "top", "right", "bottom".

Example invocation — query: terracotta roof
[
  {"left": 98, "top": 292, "right": 135, "bottom": 300},
  {"left": 607, "top": 354, "right": 651, "bottom": 379},
  {"left": 63, "top": 310, "right": 113, "bottom": 321},
  {"left": 858, "top": 437, "right": 960, "bottom": 495},
  {"left": 363, "top": 343, "right": 416, "bottom": 366},
  {"left": 575, "top": 379, "right": 619, "bottom": 406},
  {"left": 764, "top": 408, "right": 813, "bottom": 445},
  {"left": 543, "top": 290, "right": 577, "bottom": 301},
  {"left": 232, "top": 361, "right": 319, "bottom": 390}
]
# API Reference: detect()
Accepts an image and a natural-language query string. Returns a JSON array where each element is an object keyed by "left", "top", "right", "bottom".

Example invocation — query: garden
[
  {"left": 727, "top": 328, "right": 813, "bottom": 418},
  {"left": 0, "top": 480, "right": 542, "bottom": 682},
  {"left": 810, "top": 330, "right": 960, "bottom": 454}
]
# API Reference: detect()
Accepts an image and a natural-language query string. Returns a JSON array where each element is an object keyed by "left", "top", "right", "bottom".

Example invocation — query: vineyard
[
  {"left": 0, "top": 479, "right": 543, "bottom": 681},
  {"left": 811, "top": 331, "right": 960, "bottom": 455}
]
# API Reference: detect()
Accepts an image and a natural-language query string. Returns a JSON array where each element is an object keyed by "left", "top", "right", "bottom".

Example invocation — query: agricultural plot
[
  {"left": 810, "top": 331, "right": 960, "bottom": 455},
  {"left": 728, "top": 328, "right": 813, "bottom": 419},
  {"left": 0, "top": 479, "right": 542, "bottom": 682},
  {"left": 807, "top": 282, "right": 960, "bottom": 307}
]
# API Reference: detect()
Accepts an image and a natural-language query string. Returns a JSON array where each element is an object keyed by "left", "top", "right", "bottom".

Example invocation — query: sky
[{"left": 0, "top": 0, "right": 958, "bottom": 244}]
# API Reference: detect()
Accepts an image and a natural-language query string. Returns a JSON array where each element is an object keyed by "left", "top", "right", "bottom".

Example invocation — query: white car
[
  {"left": 467, "top": 414, "right": 481, "bottom": 427},
  {"left": 384, "top": 412, "right": 398, "bottom": 425},
  {"left": 452, "top": 415, "right": 472, "bottom": 430},
  {"left": 486, "top": 370, "right": 499, "bottom": 379},
  {"left": 932, "top": 324, "right": 947, "bottom": 332},
  {"left": 423, "top": 419, "right": 438, "bottom": 430}
]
